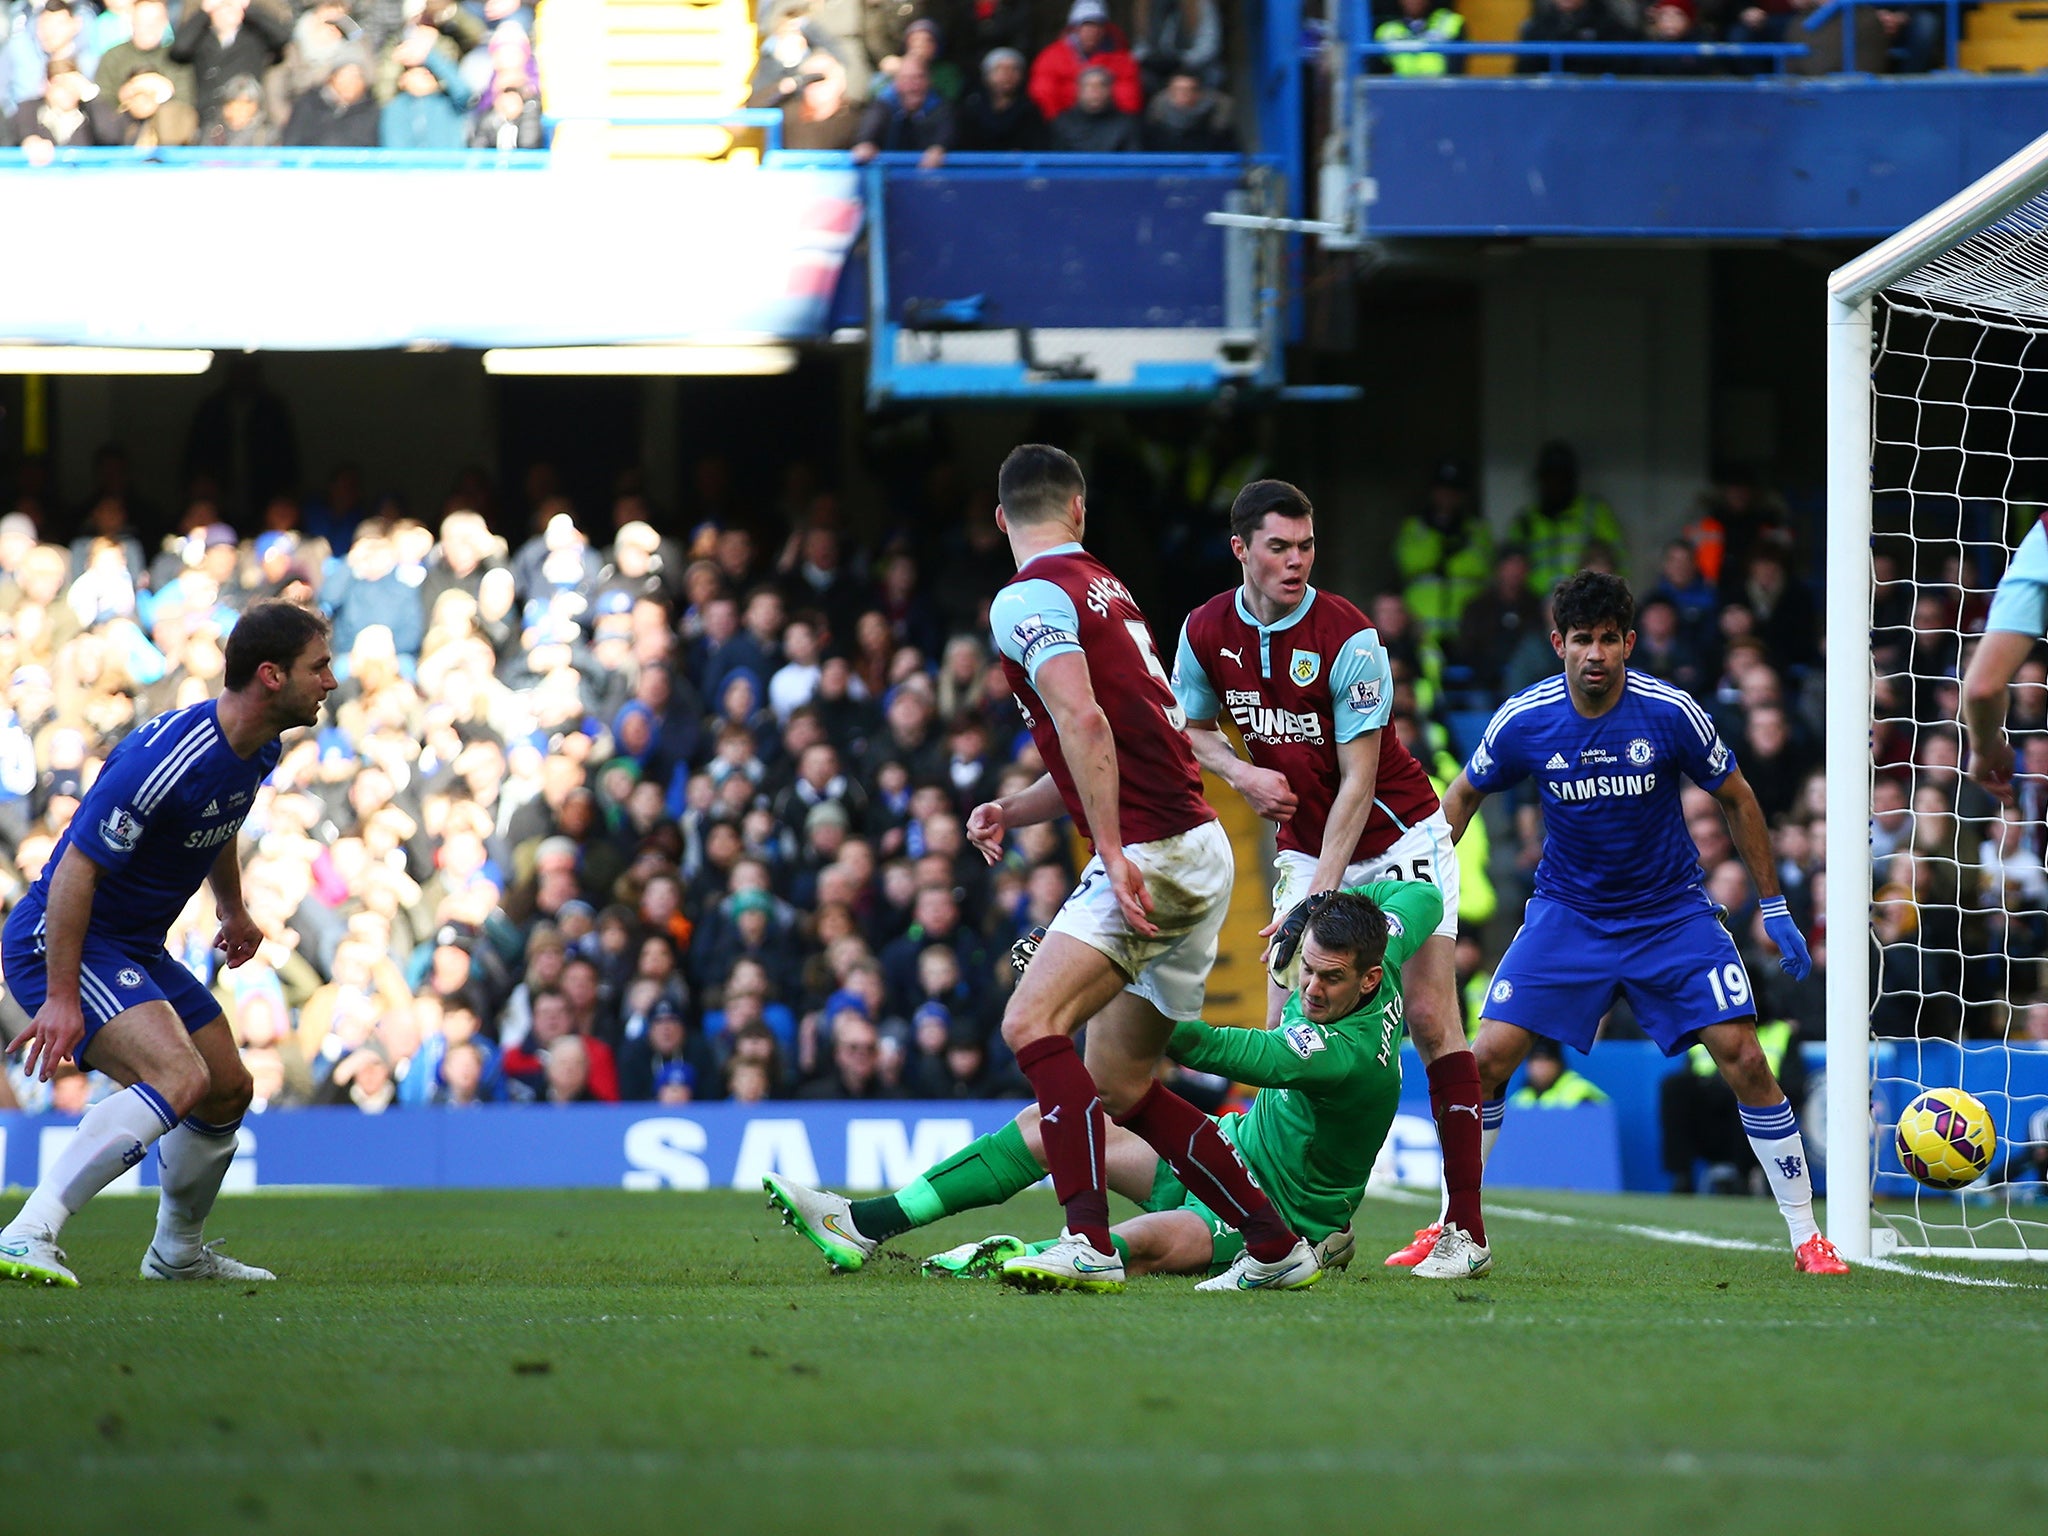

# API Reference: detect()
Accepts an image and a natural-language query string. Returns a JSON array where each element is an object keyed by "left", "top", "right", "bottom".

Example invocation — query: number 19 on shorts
[{"left": 1705, "top": 962, "right": 1751, "bottom": 1012}]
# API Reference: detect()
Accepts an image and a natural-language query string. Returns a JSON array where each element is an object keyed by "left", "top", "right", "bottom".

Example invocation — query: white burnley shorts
[
  {"left": 1048, "top": 819, "right": 1234, "bottom": 1021},
  {"left": 1270, "top": 810, "right": 1461, "bottom": 962}
]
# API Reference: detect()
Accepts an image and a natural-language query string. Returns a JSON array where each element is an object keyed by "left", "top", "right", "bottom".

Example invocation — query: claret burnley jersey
[
  {"left": 989, "top": 542, "right": 1215, "bottom": 849},
  {"left": 1174, "top": 585, "right": 1439, "bottom": 860}
]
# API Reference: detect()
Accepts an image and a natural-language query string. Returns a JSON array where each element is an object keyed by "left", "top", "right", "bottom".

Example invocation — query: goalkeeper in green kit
[{"left": 763, "top": 881, "right": 1436, "bottom": 1291}]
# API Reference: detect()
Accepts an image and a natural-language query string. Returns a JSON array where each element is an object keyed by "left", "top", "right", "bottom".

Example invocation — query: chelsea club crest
[
  {"left": 1627, "top": 738, "right": 1654, "bottom": 766},
  {"left": 1289, "top": 649, "right": 1321, "bottom": 687}
]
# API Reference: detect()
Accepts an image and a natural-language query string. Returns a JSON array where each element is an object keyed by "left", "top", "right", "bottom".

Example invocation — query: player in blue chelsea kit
[
  {"left": 1441, "top": 572, "right": 1849, "bottom": 1275},
  {"left": 0, "top": 603, "right": 336, "bottom": 1288}
]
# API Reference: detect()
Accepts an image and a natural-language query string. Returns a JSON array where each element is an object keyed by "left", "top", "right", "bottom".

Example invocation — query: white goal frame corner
[{"left": 1825, "top": 129, "right": 2048, "bottom": 1261}]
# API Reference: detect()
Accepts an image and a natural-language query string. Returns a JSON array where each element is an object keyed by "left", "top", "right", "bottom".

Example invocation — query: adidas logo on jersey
[
  {"left": 201, "top": 800, "right": 220, "bottom": 817},
  {"left": 1546, "top": 753, "right": 1570, "bottom": 770}
]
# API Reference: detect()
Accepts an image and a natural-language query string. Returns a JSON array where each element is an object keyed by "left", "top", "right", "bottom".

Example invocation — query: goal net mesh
[{"left": 1867, "top": 199, "right": 2048, "bottom": 1255}]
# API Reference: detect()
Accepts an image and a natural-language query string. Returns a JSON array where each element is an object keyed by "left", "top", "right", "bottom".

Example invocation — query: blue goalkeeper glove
[{"left": 1759, "top": 896, "right": 1811, "bottom": 981}]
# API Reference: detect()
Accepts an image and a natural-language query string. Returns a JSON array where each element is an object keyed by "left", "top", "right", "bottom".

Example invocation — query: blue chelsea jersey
[
  {"left": 25, "top": 701, "right": 282, "bottom": 949},
  {"left": 1464, "top": 670, "right": 1736, "bottom": 917}
]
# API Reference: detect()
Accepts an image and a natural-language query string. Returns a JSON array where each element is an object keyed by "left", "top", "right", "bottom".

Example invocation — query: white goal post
[{"left": 1827, "top": 131, "right": 2048, "bottom": 1262}]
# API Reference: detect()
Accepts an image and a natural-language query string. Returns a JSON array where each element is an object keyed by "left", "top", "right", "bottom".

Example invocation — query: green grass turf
[{"left": 0, "top": 1187, "right": 2042, "bottom": 1536}]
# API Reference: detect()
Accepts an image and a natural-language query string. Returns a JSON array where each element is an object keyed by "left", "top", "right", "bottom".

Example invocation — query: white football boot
[
  {"left": 142, "top": 1239, "right": 276, "bottom": 1281},
  {"left": 764, "top": 1173, "right": 879, "bottom": 1272},
  {"left": 998, "top": 1229, "right": 1126, "bottom": 1293},
  {"left": 0, "top": 1229, "right": 78, "bottom": 1288},
  {"left": 1195, "top": 1237, "right": 1324, "bottom": 1292},
  {"left": 1410, "top": 1222, "right": 1492, "bottom": 1279}
]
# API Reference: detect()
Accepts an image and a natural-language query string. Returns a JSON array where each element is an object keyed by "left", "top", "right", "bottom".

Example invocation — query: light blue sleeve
[
  {"left": 1328, "top": 626, "right": 1393, "bottom": 743},
  {"left": 989, "top": 578, "right": 1084, "bottom": 688},
  {"left": 1171, "top": 618, "right": 1221, "bottom": 723},
  {"left": 1986, "top": 521, "right": 2048, "bottom": 637}
]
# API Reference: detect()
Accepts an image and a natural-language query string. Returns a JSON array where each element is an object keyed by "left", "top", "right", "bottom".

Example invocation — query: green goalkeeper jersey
[{"left": 1165, "top": 879, "right": 1442, "bottom": 1241}]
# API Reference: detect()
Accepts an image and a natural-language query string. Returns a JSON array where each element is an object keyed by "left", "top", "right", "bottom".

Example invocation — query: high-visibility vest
[
  {"left": 1512, "top": 1069, "right": 1609, "bottom": 1107},
  {"left": 1375, "top": 11, "right": 1466, "bottom": 76},
  {"left": 1428, "top": 754, "right": 1497, "bottom": 929},
  {"left": 1687, "top": 1019, "right": 1794, "bottom": 1079},
  {"left": 1511, "top": 494, "right": 1625, "bottom": 596},
  {"left": 1395, "top": 513, "right": 1494, "bottom": 649}
]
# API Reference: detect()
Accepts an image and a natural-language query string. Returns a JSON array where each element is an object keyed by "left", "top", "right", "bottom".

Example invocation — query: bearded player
[
  {"left": 1171, "top": 479, "right": 1489, "bottom": 1278},
  {"left": 772, "top": 444, "right": 1319, "bottom": 1293},
  {"left": 764, "top": 883, "right": 1435, "bottom": 1284},
  {"left": 1444, "top": 570, "right": 1846, "bottom": 1275},
  {"left": 1, "top": 602, "right": 337, "bottom": 1287}
]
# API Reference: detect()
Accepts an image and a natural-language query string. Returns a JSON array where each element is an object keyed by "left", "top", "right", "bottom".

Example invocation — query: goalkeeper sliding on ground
[{"left": 763, "top": 880, "right": 1437, "bottom": 1290}]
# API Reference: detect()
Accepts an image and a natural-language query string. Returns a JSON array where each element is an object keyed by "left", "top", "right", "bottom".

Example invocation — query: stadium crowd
[
  {"left": 27, "top": 417, "right": 2043, "bottom": 1150},
  {"left": 1, "top": 0, "right": 1954, "bottom": 160}
]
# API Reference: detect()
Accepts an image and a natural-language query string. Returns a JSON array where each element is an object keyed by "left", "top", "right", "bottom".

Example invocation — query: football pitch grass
[{"left": 1, "top": 1187, "right": 2041, "bottom": 1535}]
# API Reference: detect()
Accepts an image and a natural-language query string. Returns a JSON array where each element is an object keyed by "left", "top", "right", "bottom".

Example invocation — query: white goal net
[{"left": 1831, "top": 144, "right": 2048, "bottom": 1260}]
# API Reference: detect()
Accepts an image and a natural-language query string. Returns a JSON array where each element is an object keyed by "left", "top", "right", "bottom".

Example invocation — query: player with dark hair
[
  {"left": 773, "top": 444, "right": 1320, "bottom": 1293},
  {"left": 0, "top": 601, "right": 335, "bottom": 1287},
  {"left": 1172, "top": 478, "right": 1489, "bottom": 1278},
  {"left": 1442, "top": 571, "right": 1846, "bottom": 1274},
  {"left": 764, "top": 883, "right": 1437, "bottom": 1283}
]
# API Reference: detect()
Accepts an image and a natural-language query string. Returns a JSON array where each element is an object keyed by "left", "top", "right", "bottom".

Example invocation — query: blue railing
[
  {"left": 767, "top": 149, "right": 1249, "bottom": 171},
  {"left": 0, "top": 108, "right": 786, "bottom": 169},
  {"left": 1805, "top": 0, "right": 1965, "bottom": 73},
  {"left": 1350, "top": 40, "right": 1810, "bottom": 74}
]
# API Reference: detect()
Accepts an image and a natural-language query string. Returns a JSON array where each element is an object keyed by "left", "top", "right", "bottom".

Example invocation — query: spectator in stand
[
  {"left": 169, "top": 0, "right": 288, "bottom": 128},
  {"left": 796, "top": 1010, "right": 885, "bottom": 1099},
  {"left": 1723, "top": 0, "right": 1795, "bottom": 56},
  {"left": 782, "top": 45, "right": 860, "bottom": 149},
  {"left": 192, "top": 67, "right": 264, "bottom": 140},
  {"left": 935, "top": 0, "right": 1031, "bottom": 75},
  {"left": 1738, "top": 545, "right": 1817, "bottom": 671},
  {"left": 1516, "top": 0, "right": 1636, "bottom": 73},
  {"left": 1652, "top": 536, "right": 1720, "bottom": 656},
  {"left": 1630, "top": 595, "right": 1706, "bottom": 697},
  {"left": 851, "top": 56, "right": 952, "bottom": 167},
  {"left": 1136, "top": 0, "right": 1224, "bottom": 93},
  {"left": 1050, "top": 63, "right": 1138, "bottom": 151},
  {"left": 1508, "top": 440, "right": 1624, "bottom": 594},
  {"left": 97, "top": 60, "right": 196, "bottom": 144},
  {"left": 749, "top": 1, "right": 857, "bottom": 148},
  {"left": 618, "top": 998, "right": 717, "bottom": 1102},
  {"left": 467, "top": 74, "right": 539, "bottom": 148},
  {"left": 1140, "top": 69, "right": 1235, "bottom": 152},
  {"left": 1635, "top": 0, "right": 1709, "bottom": 73},
  {"left": 3, "top": 0, "right": 96, "bottom": 117},
  {"left": 881, "top": 18, "right": 961, "bottom": 102},
  {"left": 283, "top": 0, "right": 359, "bottom": 109},
  {"left": 11, "top": 56, "right": 102, "bottom": 150},
  {"left": 379, "top": 25, "right": 470, "bottom": 147},
  {"left": 283, "top": 48, "right": 378, "bottom": 146},
  {"left": 953, "top": 45, "right": 1044, "bottom": 151},
  {"left": 777, "top": 523, "right": 869, "bottom": 643},
  {"left": 1740, "top": 703, "right": 1814, "bottom": 825},
  {"left": 1028, "top": 0, "right": 1139, "bottom": 123},
  {"left": 322, "top": 520, "right": 426, "bottom": 665},
  {"left": 1455, "top": 546, "right": 1544, "bottom": 694},
  {"left": 93, "top": 0, "right": 185, "bottom": 102},
  {"left": 1373, "top": 0, "right": 1466, "bottom": 76},
  {"left": 1395, "top": 458, "right": 1492, "bottom": 655}
]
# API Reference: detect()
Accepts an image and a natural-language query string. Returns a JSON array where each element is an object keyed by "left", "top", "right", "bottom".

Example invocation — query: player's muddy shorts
[{"left": 1050, "top": 819, "right": 1233, "bottom": 1020}]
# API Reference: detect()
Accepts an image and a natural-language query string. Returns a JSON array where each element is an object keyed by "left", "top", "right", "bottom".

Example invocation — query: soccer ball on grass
[{"left": 1894, "top": 1087, "right": 1995, "bottom": 1190}]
